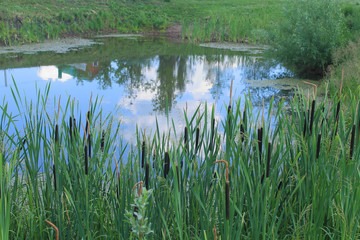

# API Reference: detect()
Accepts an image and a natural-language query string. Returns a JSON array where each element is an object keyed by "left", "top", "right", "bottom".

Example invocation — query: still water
[{"left": 0, "top": 36, "right": 295, "bottom": 142}]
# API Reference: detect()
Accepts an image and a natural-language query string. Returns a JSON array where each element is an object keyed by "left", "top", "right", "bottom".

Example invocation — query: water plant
[{"left": 1, "top": 80, "right": 360, "bottom": 238}]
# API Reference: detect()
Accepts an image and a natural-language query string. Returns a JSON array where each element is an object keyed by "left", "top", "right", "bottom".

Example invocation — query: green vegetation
[
  {"left": 1, "top": 81, "right": 360, "bottom": 238},
  {"left": 269, "top": 0, "right": 346, "bottom": 77}
]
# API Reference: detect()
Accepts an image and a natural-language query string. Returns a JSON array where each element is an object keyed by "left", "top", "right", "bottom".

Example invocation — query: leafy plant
[
  {"left": 125, "top": 186, "right": 154, "bottom": 240},
  {"left": 270, "top": 0, "right": 346, "bottom": 77}
]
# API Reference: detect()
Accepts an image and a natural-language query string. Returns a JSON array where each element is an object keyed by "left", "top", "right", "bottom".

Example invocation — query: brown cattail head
[
  {"left": 316, "top": 133, "right": 322, "bottom": 159},
  {"left": 240, "top": 124, "right": 245, "bottom": 143},
  {"left": 257, "top": 128, "right": 263, "bottom": 162},
  {"left": 266, "top": 141, "right": 272, "bottom": 178},
  {"left": 309, "top": 100, "right": 315, "bottom": 135},
  {"left": 101, "top": 130, "right": 105, "bottom": 152},
  {"left": 88, "top": 133, "right": 91, "bottom": 158},
  {"left": 145, "top": 163, "right": 150, "bottom": 189},
  {"left": 85, "top": 113, "right": 89, "bottom": 135},
  {"left": 350, "top": 124, "right": 356, "bottom": 160},
  {"left": 195, "top": 127, "right": 200, "bottom": 150},
  {"left": 73, "top": 118, "right": 77, "bottom": 135},
  {"left": 164, "top": 152, "right": 170, "bottom": 179},
  {"left": 184, "top": 127, "right": 188, "bottom": 151},
  {"left": 141, "top": 141, "right": 146, "bottom": 168},
  {"left": 84, "top": 144, "right": 88, "bottom": 175},
  {"left": 55, "top": 124, "right": 59, "bottom": 144},
  {"left": 153, "top": 150, "right": 156, "bottom": 168}
]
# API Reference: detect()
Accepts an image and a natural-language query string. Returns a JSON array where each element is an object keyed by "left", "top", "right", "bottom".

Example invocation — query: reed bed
[{"left": 1, "top": 81, "right": 360, "bottom": 239}]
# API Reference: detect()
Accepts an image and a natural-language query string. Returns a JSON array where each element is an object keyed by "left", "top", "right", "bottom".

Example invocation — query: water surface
[{"left": 0, "top": 36, "right": 299, "bottom": 142}]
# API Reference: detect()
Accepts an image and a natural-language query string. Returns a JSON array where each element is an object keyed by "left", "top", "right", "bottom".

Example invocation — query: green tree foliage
[{"left": 270, "top": 0, "right": 346, "bottom": 77}]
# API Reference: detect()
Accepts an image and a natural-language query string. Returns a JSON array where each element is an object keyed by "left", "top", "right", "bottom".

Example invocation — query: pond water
[{"left": 0, "top": 36, "right": 303, "bottom": 142}]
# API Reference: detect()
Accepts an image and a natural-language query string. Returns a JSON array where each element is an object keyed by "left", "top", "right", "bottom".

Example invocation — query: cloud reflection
[{"left": 37, "top": 66, "right": 73, "bottom": 82}]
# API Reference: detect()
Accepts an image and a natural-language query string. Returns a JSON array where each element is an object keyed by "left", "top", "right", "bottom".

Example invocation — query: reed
[{"left": 2, "top": 81, "right": 360, "bottom": 239}]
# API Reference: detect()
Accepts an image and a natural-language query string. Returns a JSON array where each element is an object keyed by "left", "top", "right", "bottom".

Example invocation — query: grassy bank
[
  {"left": 1, "top": 81, "right": 360, "bottom": 239},
  {"left": 1, "top": 0, "right": 360, "bottom": 46}
]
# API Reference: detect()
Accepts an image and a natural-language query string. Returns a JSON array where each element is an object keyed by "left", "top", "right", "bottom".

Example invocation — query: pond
[{"left": 0, "top": 36, "right": 307, "bottom": 142}]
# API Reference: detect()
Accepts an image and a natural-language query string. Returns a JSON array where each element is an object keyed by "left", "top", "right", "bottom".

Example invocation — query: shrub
[{"left": 270, "top": 0, "right": 346, "bottom": 77}]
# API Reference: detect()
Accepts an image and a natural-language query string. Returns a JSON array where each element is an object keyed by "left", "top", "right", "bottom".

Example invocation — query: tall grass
[{"left": 1, "top": 81, "right": 360, "bottom": 239}]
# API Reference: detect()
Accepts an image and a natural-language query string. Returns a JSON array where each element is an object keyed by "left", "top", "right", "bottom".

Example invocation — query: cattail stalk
[
  {"left": 84, "top": 144, "right": 88, "bottom": 175},
  {"left": 257, "top": 128, "right": 263, "bottom": 163},
  {"left": 195, "top": 127, "right": 200, "bottom": 150},
  {"left": 45, "top": 220, "right": 59, "bottom": 240},
  {"left": 88, "top": 133, "right": 91, "bottom": 158},
  {"left": 101, "top": 130, "right": 105, "bottom": 152},
  {"left": 309, "top": 100, "right": 315, "bottom": 135},
  {"left": 141, "top": 141, "right": 146, "bottom": 168},
  {"left": 266, "top": 142, "right": 271, "bottom": 178},
  {"left": 184, "top": 127, "right": 188, "bottom": 151},
  {"left": 316, "top": 133, "right": 322, "bottom": 159},
  {"left": 53, "top": 164, "right": 57, "bottom": 191},
  {"left": 145, "top": 163, "right": 149, "bottom": 189}
]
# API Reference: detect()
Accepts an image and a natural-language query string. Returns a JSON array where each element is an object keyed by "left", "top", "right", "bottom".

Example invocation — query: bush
[{"left": 270, "top": 0, "right": 346, "bottom": 77}]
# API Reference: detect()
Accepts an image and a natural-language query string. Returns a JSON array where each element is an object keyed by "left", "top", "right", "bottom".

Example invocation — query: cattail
[
  {"left": 45, "top": 220, "right": 59, "bottom": 240},
  {"left": 53, "top": 164, "right": 57, "bottom": 191},
  {"left": 145, "top": 163, "right": 149, "bottom": 189},
  {"left": 257, "top": 128, "right": 263, "bottom": 162},
  {"left": 309, "top": 100, "right": 315, "bottom": 135},
  {"left": 242, "top": 109, "right": 246, "bottom": 125},
  {"left": 164, "top": 152, "right": 170, "bottom": 178},
  {"left": 316, "top": 133, "right": 322, "bottom": 159},
  {"left": 184, "top": 127, "right": 188, "bottom": 150},
  {"left": 266, "top": 142, "right": 271, "bottom": 178},
  {"left": 69, "top": 116, "right": 73, "bottom": 141},
  {"left": 19, "top": 137, "right": 27, "bottom": 151},
  {"left": 55, "top": 124, "right": 59, "bottom": 144},
  {"left": 240, "top": 124, "right": 245, "bottom": 143},
  {"left": 214, "top": 160, "right": 229, "bottom": 220},
  {"left": 141, "top": 141, "right": 146, "bottom": 168},
  {"left": 195, "top": 127, "right": 200, "bottom": 150},
  {"left": 84, "top": 144, "right": 88, "bottom": 175},
  {"left": 227, "top": 105, "right": 232, "bottom": 133},
  {"left": 88, "top": 133, "right": 91, "bottom": 158},
  {"left": 334, "top": 101, "right": 341, "bottom": 136},
  {"left": 85, "top": 111, "right": 90, "bottom": 134},
  {"left": 350, "top": 124, "right": 356, "bottom": 160},
  {"left": 152, "top": 150, "right": 156, "bottom": 168},
  {"left": 73, "top": 118, "right": 77, "bottom": 135},
  {"left": 101, "top": 130, "right": 105, "bottom": 151}
]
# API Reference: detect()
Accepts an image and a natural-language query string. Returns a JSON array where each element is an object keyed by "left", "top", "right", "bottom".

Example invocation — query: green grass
[
  {"left": 1, "top": 80, "right": 360, "bottom": 238},
  {"left": 0, "top": 0, "right": 359, "bottom": 45}
]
